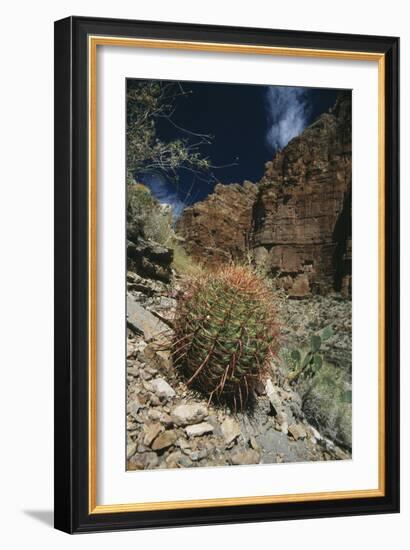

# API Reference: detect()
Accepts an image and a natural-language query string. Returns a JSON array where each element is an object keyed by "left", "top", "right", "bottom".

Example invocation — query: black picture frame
[{"left": 54, "top": 15, "right": 400, "bottom": 534}]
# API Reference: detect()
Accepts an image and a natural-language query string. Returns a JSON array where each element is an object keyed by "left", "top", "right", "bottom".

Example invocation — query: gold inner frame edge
[{"left": 88, "top": 35, "right": 386, "bottom": 514}]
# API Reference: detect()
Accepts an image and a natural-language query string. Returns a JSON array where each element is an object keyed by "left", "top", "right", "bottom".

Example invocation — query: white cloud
[
  {"left": 141, "top": 173, "right": 185, "bottom": 219},
  {"left": 265, "top": 87, "right": 310, "bottom": 151}
]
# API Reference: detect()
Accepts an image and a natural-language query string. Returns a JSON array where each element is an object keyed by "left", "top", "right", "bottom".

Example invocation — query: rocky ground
[{"left": 126, "top": 270, "right": 351, "bottom": 471}]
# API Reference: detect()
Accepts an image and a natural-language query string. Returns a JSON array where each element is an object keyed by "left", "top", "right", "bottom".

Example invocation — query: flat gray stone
[
  {"left": 185, "top": 422, "right": 214, "bottom": 438},
  {"left": 127, "top": 295, "right": 169, "bottom": 340},
  {"left": 150, "top": 378, "right": 176, "bottom": 400},
  {"left": 127, "top": 397, "right": 143, "bottom": 420},
  {"left": 171, "top": 403, "right": 208, "bottom": 426}
]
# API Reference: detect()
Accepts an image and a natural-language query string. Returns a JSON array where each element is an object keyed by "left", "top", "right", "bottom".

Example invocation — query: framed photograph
[{"left": 54, "top": 16, "right": 400, "bottom": 533}]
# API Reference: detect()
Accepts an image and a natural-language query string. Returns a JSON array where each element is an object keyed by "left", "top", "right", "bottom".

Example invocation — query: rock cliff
[
  {"left": 253, "top": 92, "right": 352, "bottom": 296},
  {"left": 176, "top": 93, "right": 352, "bottom": 297},
  {"left": 175, "top": 181, "right": 258, "bottom": 267}
]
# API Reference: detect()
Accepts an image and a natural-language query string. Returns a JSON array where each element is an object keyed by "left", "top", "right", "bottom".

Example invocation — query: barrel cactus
[{"left": 172, "top": 265, "right": 279, "bottom": 409}]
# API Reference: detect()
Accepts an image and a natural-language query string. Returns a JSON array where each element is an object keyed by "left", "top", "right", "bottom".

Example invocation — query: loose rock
[
  {"left": 127, "top": 441, "right": 137, "bottom": 459},
  {"left": 127, "top": 366, "right": 140, "bottom": 377},
  {"left": 148, "top": 409, "right": 161, "bottom": 421},
  {"left": 150, "top": 378, "right": 176, "bottom": 400},
  {"left": 151, "top": 430, "right": 177, "bottom": 451},
  {"left": 127, "top": 398, "right": 143, "bottom": 420},
  {"left": 288, "top": 423, "right": 307, "bottom": 441},
  {"left": 143, "top": 344, "right": 172, "bottom": 372},
  {"left": 165, "top": 450, "right": 183, "bottom": 468},
  {"left": 230, "top": 447, "right": 260, "bottom": 465},
  {"left": 127, "top": 296, "right": 169, "bottom": 340},
  {"left": 171, "top": 403, "right": 208, "bottom": 426},
  {"left": 159, "top": 412, "right": 173, "bottom": 427},
  {"left": 265, "top": 379, "right": 282, "bottom": 414},
  {"left": 143, "top": 423, "right": 163, "bottom": 446},
  {"left": 275, "top": 411, "right": 289, "bottom": 435},
  {"left": 185, "top": 422, "right": 214, "bottom": 438},
  {"left": 188, "top": 449, "right": 208, "bottom": 461},
  {"left": 221, "top": 417, "right": 241, "bottom": 445},
  {"left": 128, "top": 451, "right": 159, "bottom": 470}
]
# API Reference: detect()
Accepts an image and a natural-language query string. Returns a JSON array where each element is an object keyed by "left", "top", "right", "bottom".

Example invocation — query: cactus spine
[{"left": 172, "top": 265, "right": 278, "bottom": 409}]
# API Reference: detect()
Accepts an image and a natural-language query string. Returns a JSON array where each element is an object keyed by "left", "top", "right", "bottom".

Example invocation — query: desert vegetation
[
  {"left": 172, "top": 265, "right": 279, "bottom": 409},
  {"left": 125, "top": 81, "right": 352, "bottom": 470}
]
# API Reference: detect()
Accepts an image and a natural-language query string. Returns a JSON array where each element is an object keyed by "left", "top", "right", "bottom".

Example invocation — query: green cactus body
[{"left": 172, "top": 266, "right": 279, "bottom": 409}]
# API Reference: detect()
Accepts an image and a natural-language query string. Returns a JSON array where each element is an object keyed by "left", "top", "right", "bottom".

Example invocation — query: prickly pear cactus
[{"left": 172, "top": 265, "right": 279, "bottom": 409}]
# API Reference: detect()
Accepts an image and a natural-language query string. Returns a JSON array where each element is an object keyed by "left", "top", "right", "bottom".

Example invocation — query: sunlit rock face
[
  {"left": 253, "top": 92, "right": 352, "bottom": 296},
  {"left": 176, "top": 93, "right": 352, "bottom": 297},
  {"left": 175, "top": 181, "right": 258, "bottom": 267}
]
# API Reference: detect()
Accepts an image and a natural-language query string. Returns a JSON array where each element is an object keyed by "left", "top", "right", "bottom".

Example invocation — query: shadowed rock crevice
[{"left": 332, "top": 188, "right": 352, "bottom": 294}]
